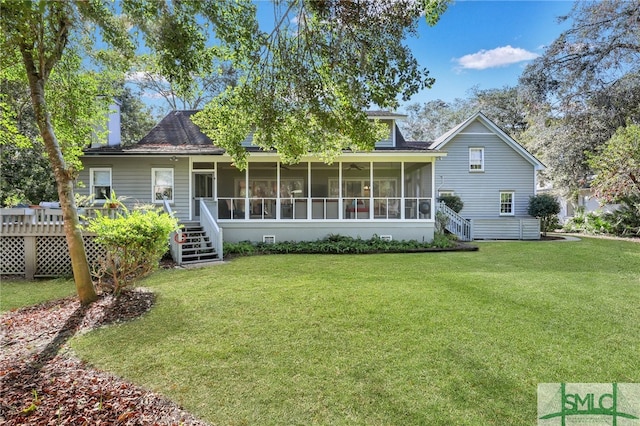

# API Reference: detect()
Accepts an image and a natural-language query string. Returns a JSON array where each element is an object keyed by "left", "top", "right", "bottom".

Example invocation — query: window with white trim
[
  {"left": 152, "top": 168, "right": 174, "bottom": 203},
  {"left": 90, "top": 168, "right": 112, "bottom": 201},
  {"left": 469, "top": 147, "right": 484, "bottom": 171},
  {"left": 500, "top": 191, "right": 514, "bottom": 215}
]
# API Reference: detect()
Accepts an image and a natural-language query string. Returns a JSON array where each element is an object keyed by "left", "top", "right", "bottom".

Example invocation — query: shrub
[
  {"left": 563, "top": 210, "right": 613, "bottom": 235},
  {"left": 437, "top": 194, "right": 464, "bottom": 213},
  {"left": 86, "top": 206, "right": 178, "bottom": 294},
  {"left": 223, "top": 234, "right": 459, "bottom": 256},
  {"left": 605, "top": 197, "right": 640, "bottom": 236},
  {"left": 528, "top": 194, "right": 561, "bottom": 236}
]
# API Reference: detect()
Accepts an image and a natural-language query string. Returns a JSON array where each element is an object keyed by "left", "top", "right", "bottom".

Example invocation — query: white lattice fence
[
  {"left": 1, "top": 235, "right": 105, "bottom": 279},
  {"left": 1, "top": 237, "right": 26, "bottom": 275}
]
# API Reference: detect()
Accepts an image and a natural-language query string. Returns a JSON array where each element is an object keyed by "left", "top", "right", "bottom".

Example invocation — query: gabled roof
[{"left": 430, "top": 111, "right": 545, "bottom": 170}]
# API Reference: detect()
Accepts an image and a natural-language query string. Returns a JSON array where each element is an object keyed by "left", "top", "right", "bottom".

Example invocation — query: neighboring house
[{"left": 77, "top": 110, "right": 543, "bottom": 264}]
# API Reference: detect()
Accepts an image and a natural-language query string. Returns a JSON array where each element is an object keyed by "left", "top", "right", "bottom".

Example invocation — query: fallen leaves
[{"left": 0, "top": 289, "right": 209, "bottom": 425}]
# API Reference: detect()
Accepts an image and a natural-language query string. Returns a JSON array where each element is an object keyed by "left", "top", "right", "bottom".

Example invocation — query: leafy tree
[
  {"left": 528, "top": 194, "right": 560, "bottom": 236},
  {"left": 519, "top": 0, "right": 640, "bottom": 198},
  {"left": 193, "top": 0, "right": 451, "bottom": 169},
  {"left": 118, "top": 85, "right": 156, "bottom": 146},
  {"left": 588, "top": 123, "right": 640, "bottom": 204},
  {"left": 127, "top": 54, "right": 237, "bottom": 112},
  {"left": 1, "top": 0, "right": 449, "bottom": 304},
  {"left": 402, "top": 86, "right": 527, "bottom": 141},
  {"left": 402, "top": 98, "right": 474, "bottom": 141},
  {"left": 0, "top": 0, "right": 257, "bottom": 304},
  {"left": 1, "top": 64, "right": 57, "bottom": 206}
]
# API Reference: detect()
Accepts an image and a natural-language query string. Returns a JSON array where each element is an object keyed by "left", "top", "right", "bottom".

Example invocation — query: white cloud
[{"left": 455, "top": 45, "right": 539, "bottom": 70}]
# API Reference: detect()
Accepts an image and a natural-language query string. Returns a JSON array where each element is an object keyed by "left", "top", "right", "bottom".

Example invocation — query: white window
[
  {"left": 152, "top": 168, "right": 174, "bottom": 203},
  {"left": 469, "top": 147, "right": 484, "bottom": 172},
  {"left": 90, "top": 168, "right": 112, "bottom": 201},
  {"left": 500, "top": 191, "right": 514, "bottom": 215}
]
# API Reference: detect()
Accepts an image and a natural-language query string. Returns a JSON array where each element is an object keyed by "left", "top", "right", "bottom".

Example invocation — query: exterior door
[{"left": 193, "top": 172, "right": 214, "bottom": 218}]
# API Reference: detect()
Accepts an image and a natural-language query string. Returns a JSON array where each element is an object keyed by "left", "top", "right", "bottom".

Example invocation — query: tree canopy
[
  {"left": 193, "top": 0, "right": 451, "bottom": 169},
  {"left": 519, "top": 0, "right": 640, "bottom": 197},
  {"left": 1, "top": 0, "right": 450, "bottom": 303}
]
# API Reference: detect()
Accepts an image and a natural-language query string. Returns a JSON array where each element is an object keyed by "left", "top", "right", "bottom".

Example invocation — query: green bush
[
  {"left": 563, "top": 210, "right": 613, "bottom": 235},
  {"left": 223, "top": 234, "right": 459, "bottom": 257},
  {"left": 605, "top": 197, "right": 640, "bottom": 236},
  {"left": 528, "top": 194, "right": 561, "bottom": 236},
  {"left": 86, "top": 206, "right": 179, "bottom": 294},
  {"left": 437, "top": 194, "right": 464, "bottom": 213}
]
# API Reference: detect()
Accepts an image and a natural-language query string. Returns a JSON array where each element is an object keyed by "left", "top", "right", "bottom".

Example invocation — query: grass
[
  {"left": 7, "top": 237, "right": 640, "bottom": 424},
  {"left": 0, "top": 278, "right": 76, "bottom": 312}
]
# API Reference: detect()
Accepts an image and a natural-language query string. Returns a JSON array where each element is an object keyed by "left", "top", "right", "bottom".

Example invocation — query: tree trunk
[{"left": 27, "top": 75, "right": 98, "bottom": 305}]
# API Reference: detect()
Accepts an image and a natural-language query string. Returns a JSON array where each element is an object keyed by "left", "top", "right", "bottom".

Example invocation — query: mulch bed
[{"left": 0, "top": 289, "right": 209, "bottom": 426}]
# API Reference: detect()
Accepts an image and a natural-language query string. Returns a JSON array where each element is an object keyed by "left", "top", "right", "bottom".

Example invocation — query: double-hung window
[
  {"left": 90, "top": 168, "right": 112, "bottom": 201},
  {"left": 152, "top": 168, "right": 174, "bottom": 203},
  {"left": 500, "top": 191, "right": 514, "bottom": 216},
  {"left": 469, "top": 147, "right": 484, "bottom": 172}
]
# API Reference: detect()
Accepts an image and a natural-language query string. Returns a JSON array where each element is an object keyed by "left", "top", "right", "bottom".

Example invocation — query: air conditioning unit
[{"left": 262, "top": 235, "right": 276, "bottom": 244}]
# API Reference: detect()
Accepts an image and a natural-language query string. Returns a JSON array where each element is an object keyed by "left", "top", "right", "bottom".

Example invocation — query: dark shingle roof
[{"left": 83, "top": 110, "right": 225, "bottom": 155}]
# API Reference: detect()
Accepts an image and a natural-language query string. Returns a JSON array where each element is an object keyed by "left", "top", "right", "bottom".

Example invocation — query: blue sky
[{"left": 399, "top": 0, "right": 575, "bottom": 111}]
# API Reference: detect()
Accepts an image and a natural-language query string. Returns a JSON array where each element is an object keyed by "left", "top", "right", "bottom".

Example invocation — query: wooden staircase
[
  {"left": 437, "top": 202, "right": 473, "bottom": 241},
  {"left": 178, "top": 221, "right": 220, "bottom": 264}
]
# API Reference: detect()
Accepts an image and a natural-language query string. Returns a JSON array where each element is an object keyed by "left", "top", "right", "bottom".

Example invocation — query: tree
[
  {"left": 127, "top": 54, "right": 237, "bottom": 112},
  {"left": 588, "top": 123, "right": 640, "bottom": 204},
  {"left": 193, "top": 0, "right": 451, "bottom": 169},
  {"left": 1, "top": 0, "right": 450, "bottom": 304},
  {"left": 1, "top": 65, "right": 57, "bottom": 206},
  {"left": 118, "top": 85, "right": 156, "bottom": 146},
  {"left": 402, "top": 86, "right": 527, "bottom": 142},
  {"left": 528, "top": 194, "right": 560, "bottom": 237},
  {"left": 0, "top": 0, "right": 256, "bottom": 304},
  {"left": 519, "top": 0, "right": 640, "bottom": 198}
]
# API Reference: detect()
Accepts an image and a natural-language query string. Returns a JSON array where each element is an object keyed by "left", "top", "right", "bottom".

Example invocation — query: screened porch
[{"left": 204, "top": 160, "right": 435, "bottom": 221}]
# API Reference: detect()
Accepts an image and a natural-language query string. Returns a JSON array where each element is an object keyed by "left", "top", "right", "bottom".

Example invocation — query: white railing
[
  {"left": 200, "top": 199, "right": 223, "bottom": 260},
  {"left": 215, "top": 197, "right": 434, "bottom": 221},
  {"left": 0, "top": 207, "right": 122, "bottom": 236},
  {"left": 437, "top": 202, "right": 472, "bottom": 241}
]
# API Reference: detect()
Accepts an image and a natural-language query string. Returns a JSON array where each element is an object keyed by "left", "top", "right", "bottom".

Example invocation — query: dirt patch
[{"left": 0, "top": 289, "right": 209, "bottom": 425}]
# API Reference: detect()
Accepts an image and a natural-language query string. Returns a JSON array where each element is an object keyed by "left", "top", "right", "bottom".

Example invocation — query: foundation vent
[{"left": 262, "top": 235, "right": 276, "bottom": 244}]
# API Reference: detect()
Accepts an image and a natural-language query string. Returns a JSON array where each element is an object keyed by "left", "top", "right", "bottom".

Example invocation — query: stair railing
[
  {"left": 199, "top": 199, "right": 223, "bottom": 260},
  {"left": 438, "top": 201, "right": 472, "bottom": 241}
]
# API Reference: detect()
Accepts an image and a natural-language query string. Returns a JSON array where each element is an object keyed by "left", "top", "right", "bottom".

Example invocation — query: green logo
[{"left": 538, "top": 383, "right": 640, "bottom": 425}]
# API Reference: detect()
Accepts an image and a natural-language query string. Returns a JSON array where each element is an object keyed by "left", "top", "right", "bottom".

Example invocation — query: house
[
  {"left": 430, "top": 112, "right": 545, "bottom": 240},
  {"left": 77, "top": 110, "right": 544, "bottom": 263}
]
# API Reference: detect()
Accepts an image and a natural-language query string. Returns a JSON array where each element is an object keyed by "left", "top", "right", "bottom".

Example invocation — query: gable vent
[{"left": 262, "top": 235, "right": 276, "bottom": 244}]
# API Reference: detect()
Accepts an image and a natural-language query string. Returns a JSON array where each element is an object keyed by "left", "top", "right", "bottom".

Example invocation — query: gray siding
[
  {"left": 471, "top": 218, "right": 540, "bottom": 240},
  {"left": 436, "top": 128, "right": 536, "bottom": 219},
  {"left": 77, "top": 157, "right": 191, "bottom": 221}
]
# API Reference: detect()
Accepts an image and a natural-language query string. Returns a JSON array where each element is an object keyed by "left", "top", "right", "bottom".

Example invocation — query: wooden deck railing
[
  {"left": 437, "top": 202, "right": 472, "bottom": 241},
  {"left": 0, "top": 207, "right": 122, "bottom": 236}
]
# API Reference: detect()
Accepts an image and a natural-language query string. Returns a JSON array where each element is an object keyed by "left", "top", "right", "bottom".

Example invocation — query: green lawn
[
  {"left": 1, "top": 277, "right": 76, "bottom": 312},
  {"left": 10, "top": 237, "right": 640, "bottom": 424}
]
